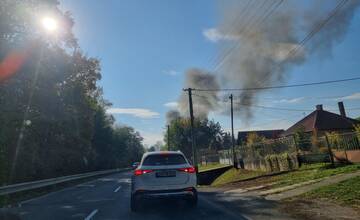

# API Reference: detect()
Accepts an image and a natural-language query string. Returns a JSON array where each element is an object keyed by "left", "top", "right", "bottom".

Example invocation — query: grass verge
[
  {"left": 271, "top": 163, "right": 360, "bottom": 187},
  {"left": 210, "top": 163, "right": 360, "bottom": 188},
  {"left": 198, "top": 163, "right": 230, "bottom": 172},
  {"left": 211, "top": 168, "right": 265, "bottom": 186},
  {"left": 303, "top": 176, "right": 360, "bottom": 208}
]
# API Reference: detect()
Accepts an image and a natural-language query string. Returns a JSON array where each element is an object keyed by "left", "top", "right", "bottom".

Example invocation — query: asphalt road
[{"left": 0, "top": 172, "right": 293, "bottom": 220}]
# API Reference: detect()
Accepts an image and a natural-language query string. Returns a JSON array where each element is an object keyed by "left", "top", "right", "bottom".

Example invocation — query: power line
[
  {"left": 192, "top": 76, "right": 360, "bottom": 92},
  {"left": 255, "top": 0, "right": 349, "bottom": 88},
  {"left": 192, "top": 93, "right": 360, "bottom": 112},
  {"left": 209, "top": 0, "right": 350, "bottom": 94},
  {"left": 192, "top": 93, "right": 312, "bottom": 111},
  {"left": 234, "top": 113, "right": 303, "bottom": 131},
  {"left": 212, "top": 0, "right": 284, "bottom": 70}
]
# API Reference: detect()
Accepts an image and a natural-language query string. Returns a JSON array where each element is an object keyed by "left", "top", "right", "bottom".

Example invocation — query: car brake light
[
  {"left": 134, "top": 169, "right": 153, "bottom": 176},
  {"left": 177, "top": 167, "right": 196, "bottom": 173}
]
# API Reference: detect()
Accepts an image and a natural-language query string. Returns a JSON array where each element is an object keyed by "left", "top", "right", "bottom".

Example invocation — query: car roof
[{"left": 143, "top": 151, "right": 184, "bottom": 157}]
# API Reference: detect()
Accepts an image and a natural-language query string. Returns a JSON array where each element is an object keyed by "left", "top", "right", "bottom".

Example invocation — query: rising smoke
[
  {"left": 168, "top": 0, "right": 360, "bottom": 122},
  {"left": 166, "top": 68, "right": 219, "bottom": 122}
]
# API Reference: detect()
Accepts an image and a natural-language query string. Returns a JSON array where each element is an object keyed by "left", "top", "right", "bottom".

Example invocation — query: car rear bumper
[{"left": 134, "top": 187, "right": 196, "bottom": 199}]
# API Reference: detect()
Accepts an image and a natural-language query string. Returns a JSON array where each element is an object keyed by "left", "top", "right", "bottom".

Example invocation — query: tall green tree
[
  {"left": 0, "top": 0, "right": 145, "bottom": 184},
  {"left": 165, "top": 117, "right": 226, "bottom": 159}
]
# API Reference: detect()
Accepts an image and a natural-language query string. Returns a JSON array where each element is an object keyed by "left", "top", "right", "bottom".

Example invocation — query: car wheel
[
  {"left": 130, "top": 194, "right": 141, "bottom": 212},
  {"left": 188, "top": 190, "right": 198, "bottom": 208}
]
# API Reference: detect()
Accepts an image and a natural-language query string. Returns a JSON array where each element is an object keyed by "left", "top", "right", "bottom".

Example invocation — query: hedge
[{"left": 265, "top": 153, "right": 298, "bottom": 172}]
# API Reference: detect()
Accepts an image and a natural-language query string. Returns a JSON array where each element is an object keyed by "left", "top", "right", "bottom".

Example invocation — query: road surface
[{"left": 0, "top": 172, "right": 292, "bottom": 220}]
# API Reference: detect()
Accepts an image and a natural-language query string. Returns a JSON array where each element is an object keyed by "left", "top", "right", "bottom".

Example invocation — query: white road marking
[
  {"left": 114, "top": 185, "right": 122, "bottom": 192},
  {"left": 82, "top": 198, "right": 115, "bottom": 203},
  {"left": 117, "top": 178, "right": 131, "bottom": 183},
  {"left": 77, "top": 184, "right": 95, "bottom": 187},
  {"left": 84, "top": 209, "right": 98, "bottom": 220}
]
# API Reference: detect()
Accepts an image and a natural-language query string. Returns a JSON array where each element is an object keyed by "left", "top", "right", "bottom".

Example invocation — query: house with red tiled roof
[
  {"left": 282, "top": 102, "right": 359, "bottom": 137},
  {"left": 237, "top": 129, "right": 284, "bottom": 145}
]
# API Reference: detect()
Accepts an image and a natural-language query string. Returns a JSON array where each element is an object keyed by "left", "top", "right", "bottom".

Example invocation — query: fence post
[
  {"left": 292, "top": 135, "right": 301, "bottom": 167},
  {"left": 343, "top": 138, "right": 349, "bottom": 162},
  {"left": 325, "top": 135, "right": 335, "bottom": 166}
]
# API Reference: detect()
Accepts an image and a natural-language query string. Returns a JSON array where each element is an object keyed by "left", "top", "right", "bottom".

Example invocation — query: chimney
[
  {"left": 316, "top": 104, "right": 323, "bottom": 111},
  {"left": 338, "top": 101, "right": 346, "bottom": 117}
]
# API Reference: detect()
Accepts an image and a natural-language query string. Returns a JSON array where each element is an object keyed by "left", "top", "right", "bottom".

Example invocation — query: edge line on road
[
  {"left": 114, "top": 185, "right": 122, "bottom": 192},
  {"left": 84, "top": 209, "right": 98, "bottom": 220}
]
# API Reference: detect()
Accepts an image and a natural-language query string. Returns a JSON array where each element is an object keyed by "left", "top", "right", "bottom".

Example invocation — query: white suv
[{"left": 130, "top": 151, "right": 197, "bottom": 212}]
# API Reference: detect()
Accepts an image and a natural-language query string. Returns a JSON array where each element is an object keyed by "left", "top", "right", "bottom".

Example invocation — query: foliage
[
  {"left": 0, "top": 0, "right": 144, "bottom": 184},
  {"left": 294, "top": 126, "right": 311, "bottom": 151},
  {"left": 198, "top": 163, "right": 229, "bottom": 172},
  {"left": 165, "top": 117, "right": 227, "bottom": 159},
  {"left": 273, "top": 163, "right": 360, "bottom": 187},
  {"left": 246, "top": 132, "right": 266, "bottom": 146},
  {"left": 354, "top": 124, "right": 360, "bottom": 141},
  {"left": 222, "top": 132, "right": 232, "bottom": 149},
  {"left": 211, "top": 168, "right": 265, "bottom": 187},
  {"left": 149, "top": 141, "right": 165, "bottom": 152},
  {"left": 304, "top": 176, "right": 360, "bottom": 207},
  {"left": 212, "top": 163, "right": 360, "bottom": 188},
  {"left": 265, "top": 153, "right": 297, "bottom": 172},
  {"left": 326, "top": 132, "right": 341, "bottom": 149}
]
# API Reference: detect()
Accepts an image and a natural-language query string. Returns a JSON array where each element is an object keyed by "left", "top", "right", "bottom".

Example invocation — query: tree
[
  {"left": 222, "top": 132, "right": 232, "bottom": 149},
  {"left": 0, "top": 0, "right": 145, "bottom": 184},
  {"left": 148, "top": 146, "right": 156, "bottom": 152},
  {"left": 246, "top": 132, "right": 266, "bottom": 146},
  {"left": 149, "top": 141, "right": 164, "bottom": 151},
  {"left": 293, "top": 126, "right": 311, "bottom": 152},
  {"left": 165, "top": 117, "right": 227, "bottom": 159}
]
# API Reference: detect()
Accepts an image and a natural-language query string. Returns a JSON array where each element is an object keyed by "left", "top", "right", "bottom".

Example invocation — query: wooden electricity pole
[{"left": 229, "top": 94, "right": 238, "bottom": 169}]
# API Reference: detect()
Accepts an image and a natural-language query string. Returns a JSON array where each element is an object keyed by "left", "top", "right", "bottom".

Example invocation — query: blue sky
[{"left": 60, "top": 0, "right": 360, "bottom": 147}]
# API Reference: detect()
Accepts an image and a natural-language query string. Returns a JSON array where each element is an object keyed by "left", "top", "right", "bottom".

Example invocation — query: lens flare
[{"left": 42, "top": 17, "right": 58, "bottom": 32}]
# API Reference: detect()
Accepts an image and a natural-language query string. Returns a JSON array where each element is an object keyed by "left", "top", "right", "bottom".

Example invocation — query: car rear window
[{"left": 142, "top": 154, "right": 187, "bottom": 166}]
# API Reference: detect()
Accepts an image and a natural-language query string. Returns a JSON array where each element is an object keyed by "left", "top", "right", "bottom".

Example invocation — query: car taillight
[
  {"left": 177, "top": 167, "right": 196, "bottom": 173},
  {"left": 134, "top": 169, "right": 153, "bottom": 176}
]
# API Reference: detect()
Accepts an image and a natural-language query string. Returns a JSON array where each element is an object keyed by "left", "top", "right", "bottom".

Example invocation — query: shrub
[
  {"left": 278, "top": 153, "right": 291, "bottom": 171},
  {"left": 264, "top": 155, "right": 273, "bottom": 172},
  {"left": 354, "top": 124, "right": 360, "bottom": 142},
  {"left": 265, "top": 153, "right": 299, "bottom": 172},
  {"left": 269, "top": 155, "right": 280, "bottom": 172}
]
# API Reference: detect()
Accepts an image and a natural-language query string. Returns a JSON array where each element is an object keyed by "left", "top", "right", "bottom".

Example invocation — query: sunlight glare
[{"left": 42, "top": 17, "right": 58, "bottom": 32}]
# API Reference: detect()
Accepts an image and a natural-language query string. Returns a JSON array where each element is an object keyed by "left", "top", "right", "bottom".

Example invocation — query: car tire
[
  {"left": 130, "top": 194, "right": 141, "bottom": 212},
  {"left": 188, "top": 190, "right": 198, "bottom": 208}
]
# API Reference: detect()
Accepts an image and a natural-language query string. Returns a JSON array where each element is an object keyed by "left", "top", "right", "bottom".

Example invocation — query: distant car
[
  {"left": 132, "top": 162, "right": 140, "bottom": 169},
  {"left": 130, "top": 151, "right": 197, "bottom": 212}
]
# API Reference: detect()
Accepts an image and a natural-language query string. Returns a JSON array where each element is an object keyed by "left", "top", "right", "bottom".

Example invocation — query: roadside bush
[
  {"left": 264, "top": 155, "right": 273, "bottom": 172},
  {"left": 265, "top": 153, "right": 299, "bottom": 172},
  {"left": 269, "top": 155, "right": 280, "bottom": 172},
  {"left": 289, "top": 153, "right": 299, "bottom": 170},
  {"left": 354, "top": 124, "right": 360, "bottom": 143},
  {"left": 278, "top": 153, "right": 291, "bottom": 171}
]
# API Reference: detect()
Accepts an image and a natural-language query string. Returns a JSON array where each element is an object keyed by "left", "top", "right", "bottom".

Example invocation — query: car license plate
[{"left": 156, "top": 170, "right": 176, "bottom": 178}]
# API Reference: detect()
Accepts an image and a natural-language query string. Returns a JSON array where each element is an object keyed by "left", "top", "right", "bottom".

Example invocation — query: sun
[{"left": 42, "top": 17, "right": 58, "bottom": 32}]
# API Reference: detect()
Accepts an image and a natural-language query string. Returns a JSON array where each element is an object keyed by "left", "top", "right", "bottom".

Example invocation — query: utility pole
[
  {"left": 229, "top": 94, "right": 238, "bottom": 169},
  {"left": 167, "top": 124, "right": 170, "bottom": 151},
  {"left": 183, "top": 88, "right": 198, "bottom": 173}
]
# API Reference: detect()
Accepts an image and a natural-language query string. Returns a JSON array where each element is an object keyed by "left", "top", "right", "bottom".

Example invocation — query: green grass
[
  {"left": 210, "top": 163, "right": 360, "bottom": 187},
  {"left": 303, "top": 176, "right": 360, "bottom": 207},
  {"left": 198, "top": 163, "right": 230, "bottom": 172},
  {"left": 211, "top": 168, "right": 265, "bottom": 186},
  {"left": 272, "top": 163, "right": 360, "bottom": 187}
]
